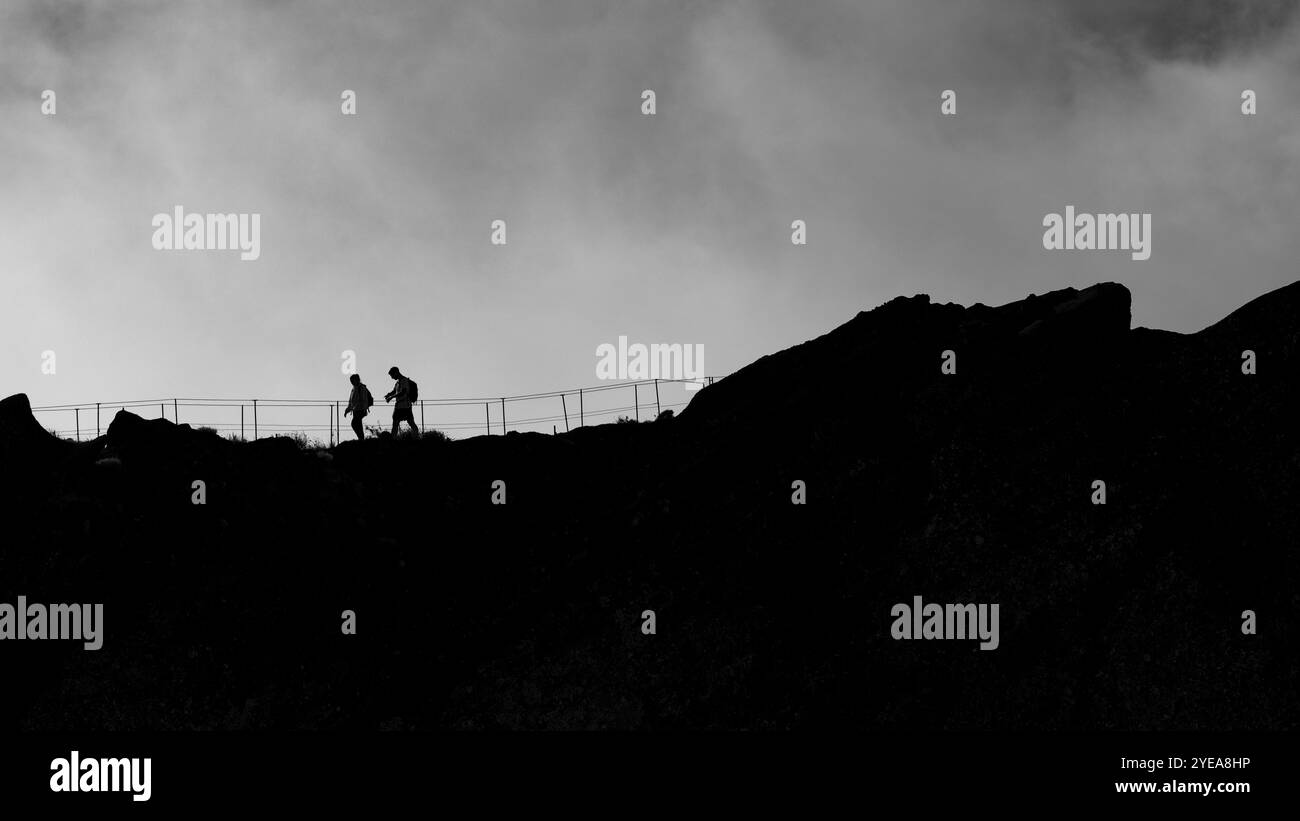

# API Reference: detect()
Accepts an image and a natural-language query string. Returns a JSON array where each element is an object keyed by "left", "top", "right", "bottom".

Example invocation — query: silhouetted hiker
[
  {"left": 343, "top": 374, "right": 373, "bottom": 440},
  {"left": 385, "top": 366, "right": 420, "bottom": 435}
]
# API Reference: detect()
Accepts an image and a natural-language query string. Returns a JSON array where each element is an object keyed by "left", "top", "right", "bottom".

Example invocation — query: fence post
[
  {"left": 241, "top": 405, "right": 245, "bottom": 440},
  {"left": 485, "top": 402, "right": 490, "bottom": 436},
  {"left": 654, "top": 378, "right": 660, "bottom": 417},
  {"left": 420, "top": 400, "right": 425, "bottom": 431},
  {"left": 579, "top": 389, "right": 584, "bottom": 427},
  {"left": 634, "top": 384, "right": 639, "bottom": 422},
  {"left": 500, "top": 398, "right": 506, "bottom": 435},
  {"left": 96, "top": 403, "right": 100, "bottom": 437},
  {"left": 335, "top": 401, "right": 340, "bottom": 443},
  {"left": 76, "top": 408, "right": 80, "bottom": 441},
  {"left": 253, "top": 400, "right": 258, "bottom": 439},
  {"left": 560, "top": 394, "right": 569, "bottom": 431},
  {"left": 328, "top": 405, "right": 333, "bottom": 447},
  {"left": 174, "top": 398, "right": 179, "bottom": 424},
  {"left": 160, "top": 403, "right": 164, "bottom": 420}
]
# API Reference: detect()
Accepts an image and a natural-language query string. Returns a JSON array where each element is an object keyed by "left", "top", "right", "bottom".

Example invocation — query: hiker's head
[
  {"left": 388, "top": 366, "right": 401, "bottom": 378},
  {"left": 349, "top": 374, "right": 360, "bottom": 386}
]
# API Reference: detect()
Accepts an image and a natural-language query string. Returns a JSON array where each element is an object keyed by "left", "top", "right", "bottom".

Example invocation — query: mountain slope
[{"left": 2, "top": 280, "right": 1296, "bottom": 731}]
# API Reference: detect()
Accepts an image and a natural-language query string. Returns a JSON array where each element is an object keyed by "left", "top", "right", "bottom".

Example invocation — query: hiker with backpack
[
  {"left": 384, "top": 366, "right": 420, "bottom": 436},
  {"left": 343, "top": 373, "right": 374, "bottom": 440}
]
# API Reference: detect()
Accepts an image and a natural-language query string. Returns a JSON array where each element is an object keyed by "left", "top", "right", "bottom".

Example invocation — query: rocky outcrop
[
  {"left": 2, "top": 280, "right": 1297, "bottom": 732},
  {"left": 0, "top": 393, "right": 74, "bottom": 467}
]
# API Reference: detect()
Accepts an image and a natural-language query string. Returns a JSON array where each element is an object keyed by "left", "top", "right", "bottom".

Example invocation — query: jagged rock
[
  {"left": 0, "top": 392, "right": 73, "bottom": 466},
  {"left": 105, "top": 408, "right": 191, "bottom": 447},
  {"left": 3, "top": 281, "right": 1298, "bottom": 732}
]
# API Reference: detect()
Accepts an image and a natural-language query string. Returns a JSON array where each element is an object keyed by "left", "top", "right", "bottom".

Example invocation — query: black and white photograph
[{"left": 1, "top": 0, "right": 1296, "bottom": 808}]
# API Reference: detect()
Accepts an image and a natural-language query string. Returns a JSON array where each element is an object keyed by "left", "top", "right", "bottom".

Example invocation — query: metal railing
[{"left": 30, "top": 376, "right": 721, "bottom": 445}]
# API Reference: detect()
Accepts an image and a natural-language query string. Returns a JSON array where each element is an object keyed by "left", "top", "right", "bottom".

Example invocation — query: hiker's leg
[
  {"left": 351, "top": 415, "right": 364, "bottom": 440},
  {"left": 400, "top": 409, "right": 416, "bottom": 434}
]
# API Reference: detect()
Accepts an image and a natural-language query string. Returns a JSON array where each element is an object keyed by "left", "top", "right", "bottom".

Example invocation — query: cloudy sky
[{"left": 2, "top": 0, "right": 1298, "bottom": 429}]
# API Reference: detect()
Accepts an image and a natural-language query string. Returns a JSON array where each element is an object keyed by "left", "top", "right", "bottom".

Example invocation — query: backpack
[
  {"left": 362, "top": 386, "right": 374, "bottom": 414},
  {"left": 406, "top": 379, "right": 419, "bottom": 403}
]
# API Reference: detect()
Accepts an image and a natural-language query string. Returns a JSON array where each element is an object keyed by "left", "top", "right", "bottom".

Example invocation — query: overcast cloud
[{"left": 2, "top": 0, "right": 1297, "bottom": 418}]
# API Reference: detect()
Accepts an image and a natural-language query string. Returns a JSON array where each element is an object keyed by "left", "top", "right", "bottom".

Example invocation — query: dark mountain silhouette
[{"left": 2, "top": 280, "right": 1296, "bottom": 730}]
